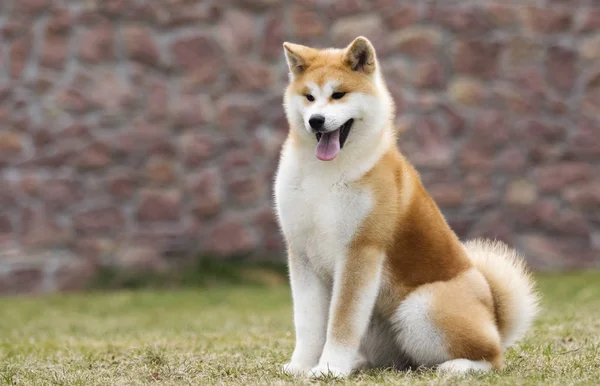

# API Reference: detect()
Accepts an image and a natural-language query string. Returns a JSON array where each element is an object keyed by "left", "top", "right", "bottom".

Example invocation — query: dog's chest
[{"left": 276, "top": 166, "right": 373, "bottom": 280}]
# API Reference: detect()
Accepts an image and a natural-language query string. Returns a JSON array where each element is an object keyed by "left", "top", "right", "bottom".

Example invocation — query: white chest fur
[{"left": 274, "top": 146, "right": 373, "bottom": 281}]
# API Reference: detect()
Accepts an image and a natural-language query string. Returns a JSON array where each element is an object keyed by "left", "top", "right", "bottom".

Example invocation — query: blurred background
[{"left": 0, "top": 0, "right": 598, "bottom": 294}]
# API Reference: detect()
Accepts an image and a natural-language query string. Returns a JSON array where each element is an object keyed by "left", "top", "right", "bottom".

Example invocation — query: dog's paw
[
  {"left": 309, "top": 364, "right": 351, "bottom": 378},
  {"left": 281, "top": 362, "right": 311, "bottom": 376},
  {"left": 437, "top": 359, "right": 493, "bottom": 373}
]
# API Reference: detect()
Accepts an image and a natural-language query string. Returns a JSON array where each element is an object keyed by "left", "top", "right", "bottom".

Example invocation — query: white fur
[
  {"left": 275, "top": 140, "right": 381, "bottom": 377},
  {"left": 392, "top": 290, "right": 451, "bottom": 366},
  {"left": 275, "top": 146, "right": 375, "bottom": 281},
  {"left": 282, "top": 254, "right": 330, "bottom": 375},
  {"left": 300, "top": 80, "right": 368, "bottom": 136},
  {"left": 438, "top": 359, "right": 493, "bottom": 373},
  {"left": 302, "top": 80, "right": 350, "bottom": 133},
  {"left": 310, "top": 344, "right": 358, "bottom": 378}
]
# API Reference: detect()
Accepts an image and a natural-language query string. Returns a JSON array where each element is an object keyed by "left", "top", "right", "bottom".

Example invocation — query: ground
[{"left": 1, "top": 270, "right": 599, "bottom": 385}]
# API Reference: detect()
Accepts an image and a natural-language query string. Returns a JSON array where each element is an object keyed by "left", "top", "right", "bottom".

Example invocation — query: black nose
[{"left": 309, "top": 114, "right": 325, "bottom": 130}]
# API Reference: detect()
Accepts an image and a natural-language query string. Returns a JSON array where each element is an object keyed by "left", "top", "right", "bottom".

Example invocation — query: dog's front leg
[
  {"left": 311, "top": 247, "right": 384, "bottom": 378},
  {"left": 282, "top": 249, "right": 330, "bottom": 376}
]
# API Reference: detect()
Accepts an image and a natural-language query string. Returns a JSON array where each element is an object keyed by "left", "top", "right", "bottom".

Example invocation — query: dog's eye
[
  {"left": 332, "top": 92, "right": 346, "bottom": 100},
  {"left": 306, "top": 94, "right": 315, "bottom": 102}
]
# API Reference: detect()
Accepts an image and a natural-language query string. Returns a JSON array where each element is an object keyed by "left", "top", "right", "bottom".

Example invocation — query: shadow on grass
[{"left": 88, "top": 256, "right": 289, "bottom": 291}]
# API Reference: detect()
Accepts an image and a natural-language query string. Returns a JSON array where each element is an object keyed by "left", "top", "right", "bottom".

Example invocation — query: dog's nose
[{"left": 309, "top": 114, "right": 325, "bottom": 130}]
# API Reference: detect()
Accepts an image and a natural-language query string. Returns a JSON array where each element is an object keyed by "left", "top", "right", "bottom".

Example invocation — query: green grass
[{"left": 1, "top": 270, "right": 599, "bottom": 385}]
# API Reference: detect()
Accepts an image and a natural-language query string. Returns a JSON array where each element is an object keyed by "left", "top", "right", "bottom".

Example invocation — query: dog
[{"left": 274, "top": 36, "right": 539, "bottom": 378}]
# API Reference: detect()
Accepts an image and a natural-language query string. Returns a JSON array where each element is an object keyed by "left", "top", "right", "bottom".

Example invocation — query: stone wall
[{"left": 0, "top": 0, "right": 599, "bottom": 293}]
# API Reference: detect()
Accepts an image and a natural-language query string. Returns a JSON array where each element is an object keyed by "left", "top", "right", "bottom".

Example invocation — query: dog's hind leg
[{"left": 391, "top": 269, "right": 503, "bottom": 373}]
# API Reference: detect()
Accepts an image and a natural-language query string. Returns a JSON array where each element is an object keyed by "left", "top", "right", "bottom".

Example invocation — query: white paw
[
  {"left": 437, "top": 359, "right": 493, "bottom": 373},
  {"left": 309, "top": 364, "right": 351, "bottom": 378},
  {"left": 281, "top": 362, "right": 311, "bottom": 376}
]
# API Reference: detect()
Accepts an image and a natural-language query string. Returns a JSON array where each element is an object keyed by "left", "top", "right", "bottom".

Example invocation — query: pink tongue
[{"left": 315, "top": 129, "right": 341, "bottom": 161}]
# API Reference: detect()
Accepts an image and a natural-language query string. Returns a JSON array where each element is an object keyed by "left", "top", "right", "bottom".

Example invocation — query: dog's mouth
[{"left": 315, "top": 119, "right": 354, "bottom": 161}]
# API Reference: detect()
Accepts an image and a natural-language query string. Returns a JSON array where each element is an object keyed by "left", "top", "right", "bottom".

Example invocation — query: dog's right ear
[{"left": 283, "top": 42, "right": 312, "bottom": 77}]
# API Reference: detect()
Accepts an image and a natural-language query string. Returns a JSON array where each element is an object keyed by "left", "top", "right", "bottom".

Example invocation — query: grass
[{"left": 0, "top": 267, "right": 599, "bottom": 385}]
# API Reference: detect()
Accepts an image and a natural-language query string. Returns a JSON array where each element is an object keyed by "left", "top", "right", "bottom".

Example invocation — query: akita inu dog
[{"left": 274, "top": 36, "right": 539, "bottom": 378}]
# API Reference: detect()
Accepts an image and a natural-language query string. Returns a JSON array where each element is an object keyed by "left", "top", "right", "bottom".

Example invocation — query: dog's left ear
[{"left": 344, "top": 36, "right": 376, "bottom": 74}]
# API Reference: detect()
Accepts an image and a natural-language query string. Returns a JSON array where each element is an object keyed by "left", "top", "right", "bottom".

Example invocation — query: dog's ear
[
  {"left": 283, "top": 42, "right": 313, "bottom": 77},
  {"left": 344, "top": 36, "right": 376, "bottom": 74}
]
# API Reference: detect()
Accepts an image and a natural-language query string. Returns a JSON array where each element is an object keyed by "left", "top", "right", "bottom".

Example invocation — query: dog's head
[{"left": 282, "top": 36, "right": 394, "bottom": 161}]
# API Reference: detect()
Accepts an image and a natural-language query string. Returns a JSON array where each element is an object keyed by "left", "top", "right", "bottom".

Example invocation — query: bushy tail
[{"left": 463, "top": 239, "right": 540, "bottom": 349}]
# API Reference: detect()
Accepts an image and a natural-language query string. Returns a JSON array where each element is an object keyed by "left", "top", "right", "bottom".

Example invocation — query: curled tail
[{"left": 463, "top": 239, "right": 540, "bottom": 349}]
